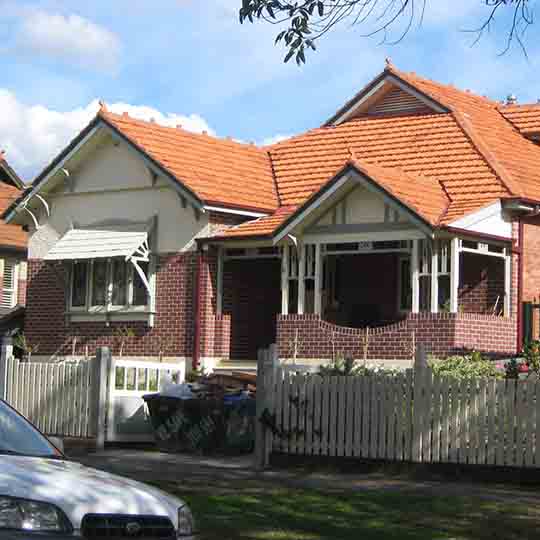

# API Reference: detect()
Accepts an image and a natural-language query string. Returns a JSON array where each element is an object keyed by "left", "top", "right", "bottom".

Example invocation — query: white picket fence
[
  {"left": 2, "top": 356, "right": 97, "bottom": 438},
  {"left": 256, "top": 347, "right": 540, "bottom": 469}
]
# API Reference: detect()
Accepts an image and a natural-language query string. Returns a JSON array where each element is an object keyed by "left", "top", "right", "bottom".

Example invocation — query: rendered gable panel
[{"left": 449, "top": 201, "right": 512, "bottom": 239}]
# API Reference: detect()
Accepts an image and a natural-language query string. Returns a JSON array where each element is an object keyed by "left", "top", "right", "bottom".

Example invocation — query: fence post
[
  {"left": 255, "top": 344, "right": 279, "bottom": 470},
  {"left": 0, "top": 337, "right": 13, "bottom": 401},
  {"left": 255, "top": 347, "right": 268, "bottom": 470},
  {"left": 94, "top": 347, "right": 111, "bottom": 451}
]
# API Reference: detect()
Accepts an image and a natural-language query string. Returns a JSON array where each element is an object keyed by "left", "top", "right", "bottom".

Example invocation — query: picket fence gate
[{"left": 255, "top": 346, "right": 540, "bottom": 470}]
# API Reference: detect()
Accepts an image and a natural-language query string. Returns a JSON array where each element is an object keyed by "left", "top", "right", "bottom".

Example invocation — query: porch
[{"left": 214, "top": 234, "right": 516, "bottom": 363}]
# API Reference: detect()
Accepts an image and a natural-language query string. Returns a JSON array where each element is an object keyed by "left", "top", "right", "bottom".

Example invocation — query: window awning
[{"left": 44, "top": 226, "right": 149, "bottom": 261}]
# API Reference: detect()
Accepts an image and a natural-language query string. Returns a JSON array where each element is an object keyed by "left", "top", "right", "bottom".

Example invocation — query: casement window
[
  {"left": 70, "top": 259, "right": 150, "bottom": 312},
  {"left": 1, "top": 259, "right": 17, "bottom": 309}
]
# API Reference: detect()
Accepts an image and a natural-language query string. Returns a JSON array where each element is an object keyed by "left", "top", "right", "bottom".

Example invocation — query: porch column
[
  {"left": 450, "top": 237, "right": 460, "bottom": 313},
  {"left": 281, "top": 245, "right": 289, "bottom": 315},
  {"left": 297, "top": 243, "right": 305, "bottom": 315},
  {"left": 216, "top": 246, "right": 223, "bottom": 315},
  {"left": 431, "top": 241, "right": 439, "bottom": 313},
  {"left": 504, "top": 246, "right": 512, "bottom": 317},
  {"left": 314, "top": 243, "right": 323, "bottom": 315},
  {"left": 411, "top": 239, "right": 420, "bottom": 313}
]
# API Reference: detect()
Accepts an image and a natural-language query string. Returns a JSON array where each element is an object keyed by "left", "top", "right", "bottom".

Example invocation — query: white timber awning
[{"left": 45, "top": 226, "right": 150, "bottom": 262}]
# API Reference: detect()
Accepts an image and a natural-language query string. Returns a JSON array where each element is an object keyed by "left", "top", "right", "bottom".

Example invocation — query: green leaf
[
  {"left": 291, "top": 37, "right": 302, "bottom": 49},
  {"left": 275, "top": 30, "right": 286, "bottom": 44},
  {"left": 318, "top": 1, "right": 324, "bottom": 16},
  {"left": 284, "top": 48, "right": 295, "bottom": 63},
  {"left": 297, "top": 48, "right": 306, "bottom": 65},
  {"left": 267, "top": 5, "right": 275, "bottom": 18}
]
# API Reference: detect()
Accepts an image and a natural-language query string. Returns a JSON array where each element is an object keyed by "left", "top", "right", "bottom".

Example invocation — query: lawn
[{"left": 155, "top": 480, "right": 540, "bottom": 540}]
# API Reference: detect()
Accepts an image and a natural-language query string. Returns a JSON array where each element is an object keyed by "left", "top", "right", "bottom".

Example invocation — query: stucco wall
[{"left": 28, "top": 140, "right": 209, "bottom": 258}]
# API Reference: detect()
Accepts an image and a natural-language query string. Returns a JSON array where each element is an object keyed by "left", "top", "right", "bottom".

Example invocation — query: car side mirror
[{"left": 48, "top": 436, "right": 64, "bottom": 454}]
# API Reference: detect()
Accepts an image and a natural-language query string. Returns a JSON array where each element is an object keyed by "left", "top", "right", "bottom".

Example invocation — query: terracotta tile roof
[
  {"left": 268, "top": 113, "right": 502, "bottom": 224},
  {"left": 213, "top": 205, "right": 297, "bottom": 239},
  {"left": 499, "top": 103, "right": 540, "bottom": 136},
  {"left": 78, "top": 66, "right": 540, "bottom": 243},
  {"left": 0, "top": 183, "right": 27, "bottom": 249},
  {"left": 388, "top": 67, "right": 540, "bottom": 205},
  {"left": 99, "top": 110, "right": 278, "bottom": 213}
]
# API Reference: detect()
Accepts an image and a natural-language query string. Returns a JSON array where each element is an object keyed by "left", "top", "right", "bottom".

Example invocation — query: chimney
[{"left": 506, "top": 94, "right": 517, "bottom": 105}]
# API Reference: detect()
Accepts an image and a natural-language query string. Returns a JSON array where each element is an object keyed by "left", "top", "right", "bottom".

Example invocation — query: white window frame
[
  {"left": 1, "top": 259, "right": 18, "bottom": 309},
  {"left": 69, "top": 258, "right": 153, "bottom": 316}
]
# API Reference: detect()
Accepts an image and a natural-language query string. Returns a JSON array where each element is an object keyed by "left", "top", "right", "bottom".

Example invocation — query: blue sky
[{"left": 0, "top": 0, "right": 539, "bottom": 181}]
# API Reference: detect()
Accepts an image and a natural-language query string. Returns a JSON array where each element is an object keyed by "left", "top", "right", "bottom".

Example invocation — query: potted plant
[{"left": 13, "top": 333, "right": 39, "bottom": 362}]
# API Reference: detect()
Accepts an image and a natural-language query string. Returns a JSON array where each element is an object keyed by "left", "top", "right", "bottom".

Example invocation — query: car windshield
[{"left": 0, "top": 400, "right": 58, "bottom": 458}]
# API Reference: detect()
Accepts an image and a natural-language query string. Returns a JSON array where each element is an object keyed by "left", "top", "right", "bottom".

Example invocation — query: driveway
[{"left": 76, "top": 449, "right": 540, "bottom": 505}]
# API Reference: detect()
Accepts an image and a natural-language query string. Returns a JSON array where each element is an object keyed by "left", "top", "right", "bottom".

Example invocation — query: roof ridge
[
  {"left": 266, "top": 149, "right": 282, "bottom": 207},
  {"left": 387, "top": 66, "right": 499, "bottom": 109},
  {"left": 451, "top": 109, "right": 522, "bottom": 197},
  {"left": 99, "top": 109, "right": 267, "bottom": 153}
]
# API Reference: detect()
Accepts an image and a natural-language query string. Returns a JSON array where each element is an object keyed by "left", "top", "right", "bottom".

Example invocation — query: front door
[{"left": 223, "top": 259, "right": 281, "bottom": 360}]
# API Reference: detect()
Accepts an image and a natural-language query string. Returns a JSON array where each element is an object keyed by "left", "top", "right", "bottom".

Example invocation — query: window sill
[{"left": 68, "top": 309, "right": 155, "bottom": 324}]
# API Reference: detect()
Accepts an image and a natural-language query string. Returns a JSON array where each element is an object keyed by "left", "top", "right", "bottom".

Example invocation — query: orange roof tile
[
  {"left": 54, "top": 66, "right": 540, "bottom": 243},
  {"left": 387, "top": 67, "right": 540, "bottom": 204},
  {"left": 268, "top": 113, "right": 502, "bottom": 224},
  {"left": 99, "top": 110, "right": 278, "bottom": 213},
  {"left": 214, "top": 205, "right": 297, "bottom": 239},
  {"left": 499, "top": 103, "right": 540, "bottom": 136},
  {"left": 0, "top": 183, "right": 27, "bottom": 249}
]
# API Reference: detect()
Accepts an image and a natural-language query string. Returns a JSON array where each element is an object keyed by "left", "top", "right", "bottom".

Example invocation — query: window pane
[
  {"left": 71, "top": 262, "right": 88, "bottom": 307},
  {"left": 111, "top": 260, "right": 127, "bottom": 305},
  {"left": 419, "top": 275, "right": 431, "bottom": 312},
  {"left": 400, "top": 258, "right": 412, "bottom": 310},
  {"left": 438, "top": 275, "right": 451, "bottom": 312},
  {"left": 91, "top": 260, "right": 108, "bottom": 306},
  {"left": 132, "top": 262, "right": 149, "bottom": 306}
]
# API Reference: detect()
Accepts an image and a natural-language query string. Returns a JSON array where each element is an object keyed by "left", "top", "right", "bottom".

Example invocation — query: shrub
[
  {"left": 522, "top": 340, "right": 540, "bottom": 378},
  {"left": 429, "top": 351, "right": 503, "bottom": 379},
  {"left": 318, "top": 356, "right": 399, "bottom": 377}
]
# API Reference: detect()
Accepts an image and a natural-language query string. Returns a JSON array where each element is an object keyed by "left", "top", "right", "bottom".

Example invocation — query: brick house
[
  {"left": 0, "top": 155, "right": 27, "bottom": 325},
  {"left": 5, "top": 63, "right": 540, "bottom": 371}
]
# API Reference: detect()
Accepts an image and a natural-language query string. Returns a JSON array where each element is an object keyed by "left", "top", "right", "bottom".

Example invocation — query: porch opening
[
  {"left": 322, "top": 253, "right": 404, "bottom": 328},
  {"left": 222, "top": 258, "right": 281, "bottom": 360}
]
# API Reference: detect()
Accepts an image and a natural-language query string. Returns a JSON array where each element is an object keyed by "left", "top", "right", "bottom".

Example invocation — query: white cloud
[
  {"left": 261, "top": 134, "right": 293, "bottom": 146},
  {"left": 0, "top": 91, "right": 215, "bottom": 182},
  {"left": 15, "top": 11, "right": 121, "bottom": 72}
]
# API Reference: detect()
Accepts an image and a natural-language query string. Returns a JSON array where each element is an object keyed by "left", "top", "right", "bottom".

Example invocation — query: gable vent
[{"left": 366, "top": 87, "right": 432, "bottom": 116}]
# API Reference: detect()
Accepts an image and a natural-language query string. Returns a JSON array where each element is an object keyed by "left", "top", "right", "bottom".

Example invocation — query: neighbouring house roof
[
  {"left": 499, "top": 103, "right": 540, "bottom": 137},
  {"left": 99, "top": 110, "right": 279, "bottom": 214},
  {"left": 0, "top": 180, "right": 27, "bottom": 250}
]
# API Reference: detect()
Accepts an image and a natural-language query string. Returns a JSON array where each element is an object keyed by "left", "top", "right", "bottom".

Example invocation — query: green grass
[{"left": 155, "top": 480, "right": 540, "bottom": 540}]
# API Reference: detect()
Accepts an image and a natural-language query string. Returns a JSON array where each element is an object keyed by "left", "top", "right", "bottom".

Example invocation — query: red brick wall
[
  {"left": 459, "top": 252, "right": 505, "bottom": 315},
  {"left": 17, "top": 275, "right": 26, "bottom": 305},
  {"left": 277, "top": 313, "right": 517, "bottom": 360},
  {"left": 522, "top": 217, "right": 540, "bottom": 302},
  {"left": 25, "top": 253, "right": 199, "bottom": 357}
]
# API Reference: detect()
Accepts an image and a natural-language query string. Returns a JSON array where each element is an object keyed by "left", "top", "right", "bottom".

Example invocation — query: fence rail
[
  {"left": 256, "top": 348, "right": 540, "bottom": 469},
  {"left": 3, "top": 356, "right": 98, "bottom": 438}
]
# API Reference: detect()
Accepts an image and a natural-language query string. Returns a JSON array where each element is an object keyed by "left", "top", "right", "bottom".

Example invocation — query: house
[
  {"left": 0, "top": 154, "right": 27, "bottom": 330},
  {"left": 4, "top": 63, "right": 540, "bottom": 372}
]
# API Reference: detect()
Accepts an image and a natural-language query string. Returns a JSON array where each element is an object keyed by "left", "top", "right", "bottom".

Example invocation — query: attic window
[{"left": 364, "top": 87, "right": 433, "bottom": 117}]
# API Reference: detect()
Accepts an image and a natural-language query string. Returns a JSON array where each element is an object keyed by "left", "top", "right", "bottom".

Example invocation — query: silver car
[{"left": 0, "top": 399, "right": 197, "bottom": 539}]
